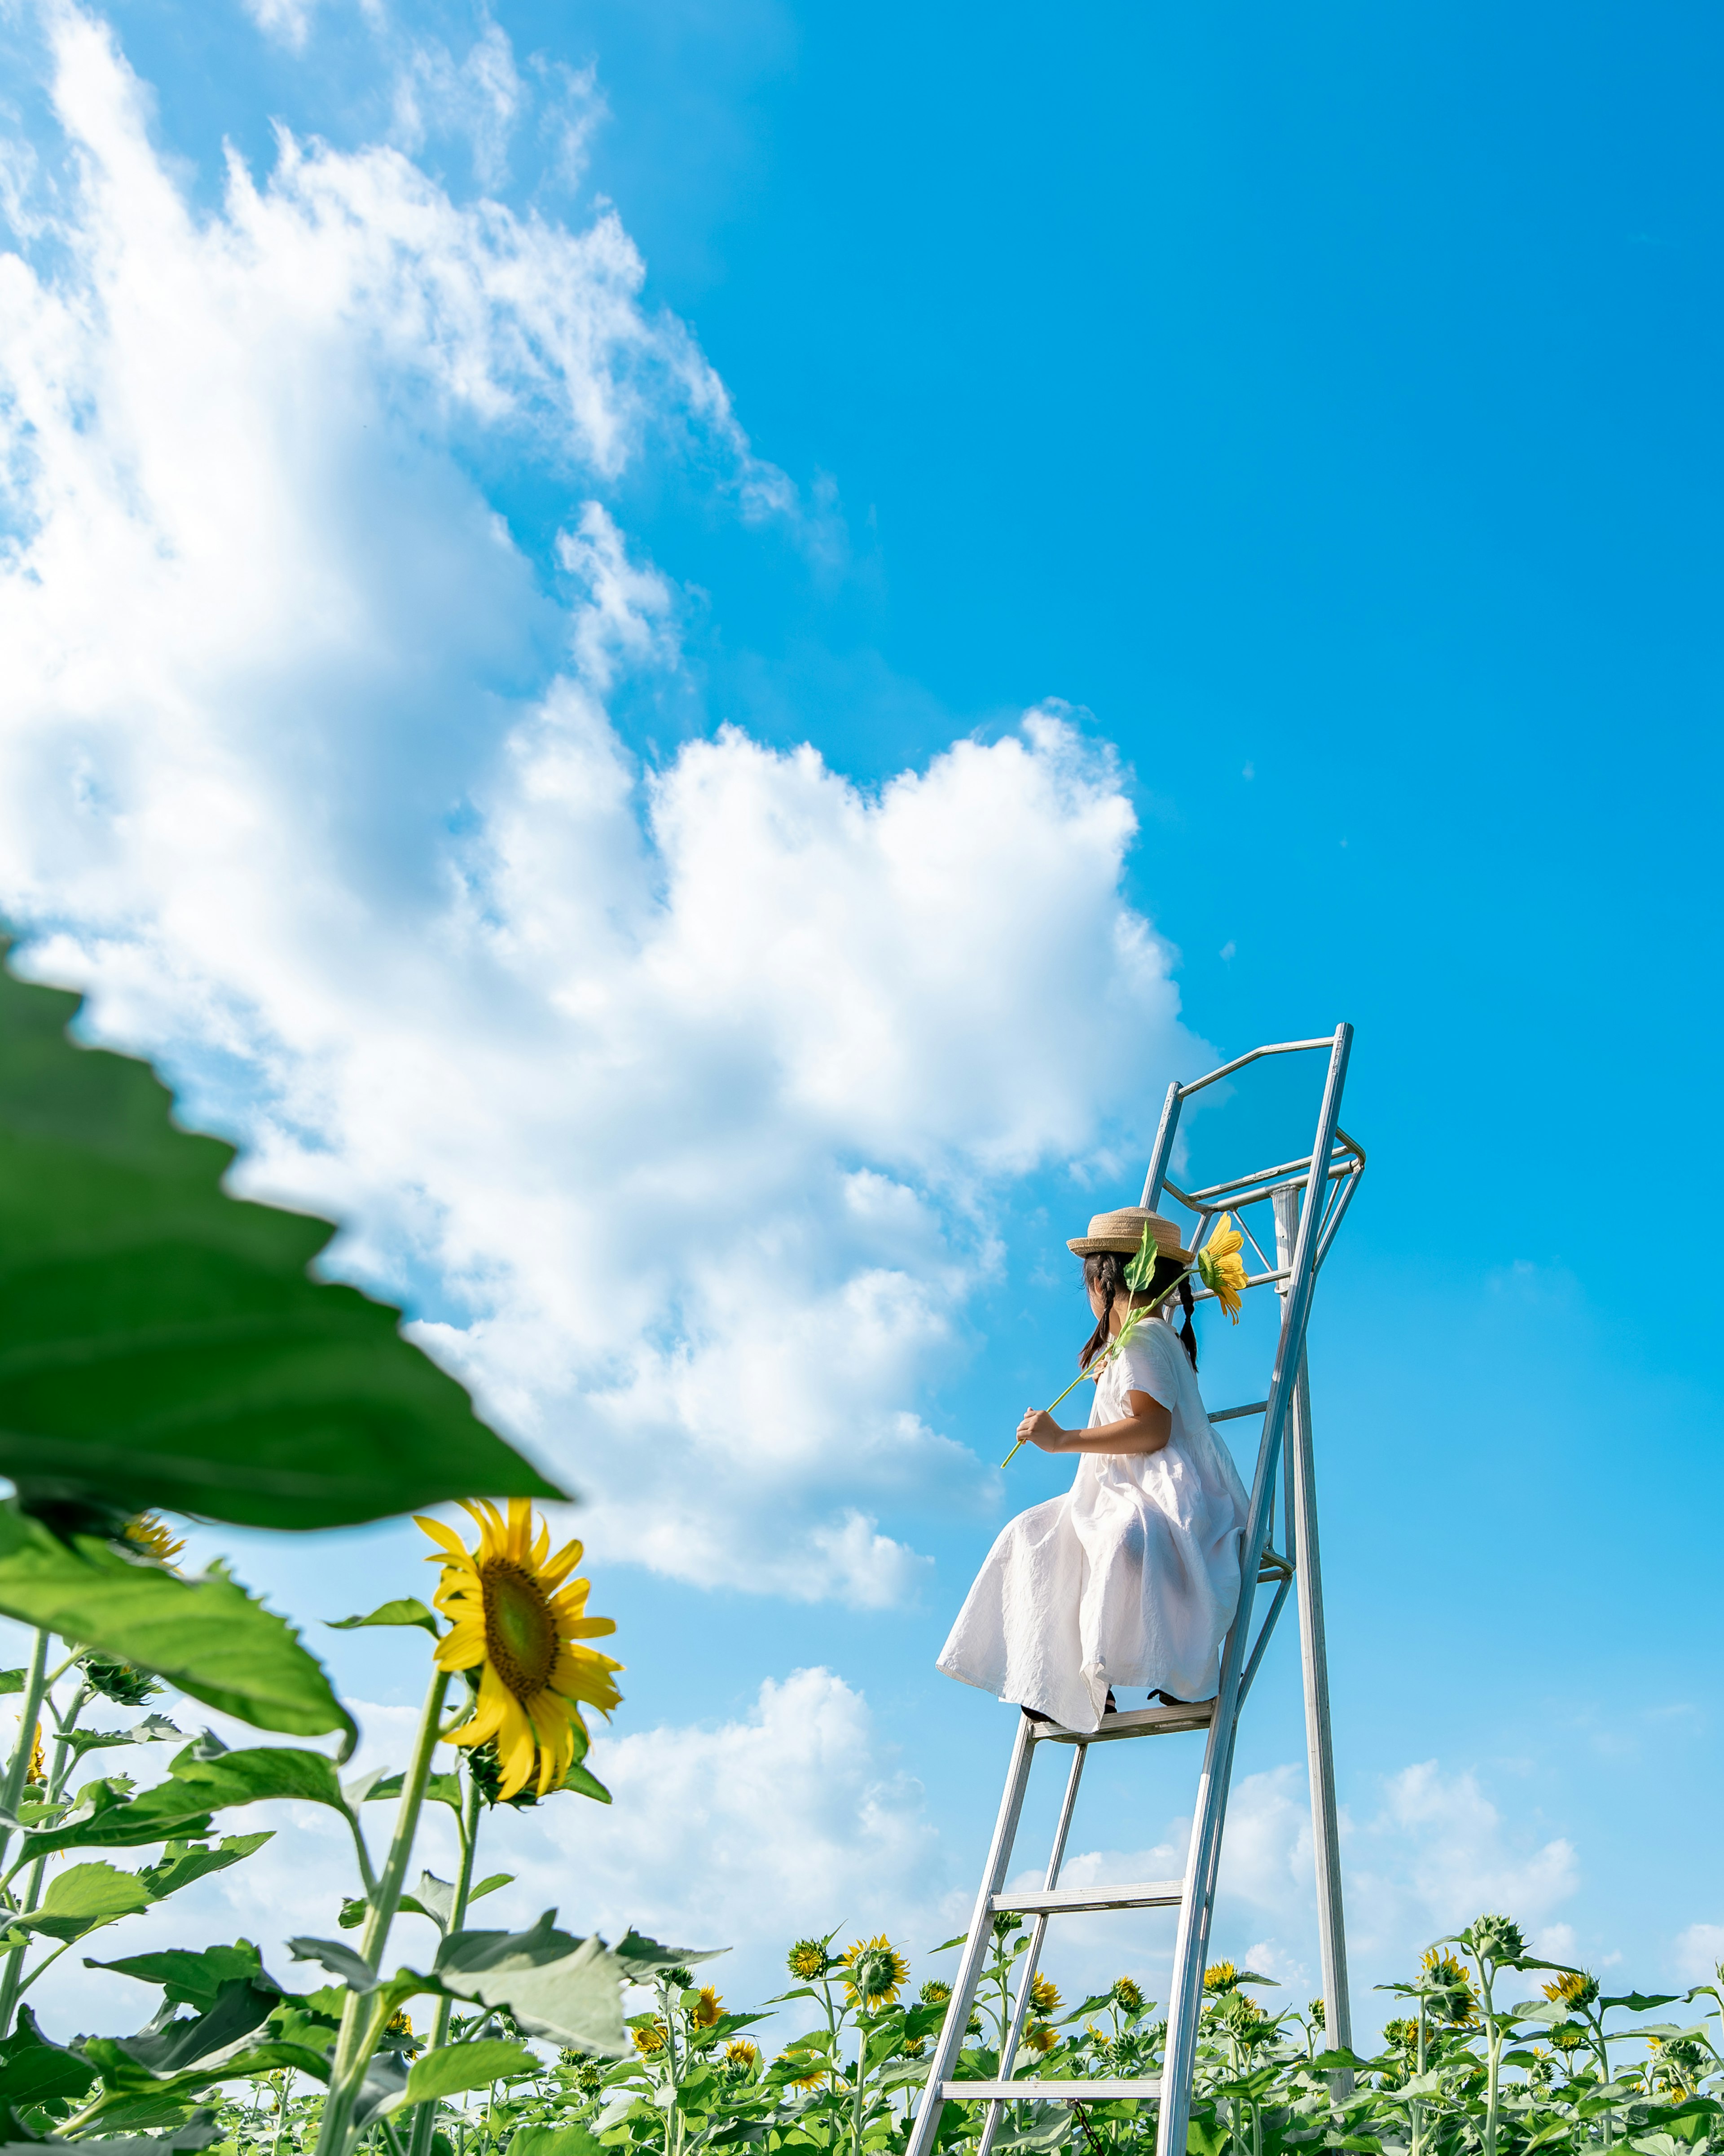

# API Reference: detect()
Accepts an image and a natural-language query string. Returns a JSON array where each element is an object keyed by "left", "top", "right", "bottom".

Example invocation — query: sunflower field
[{"left": 1, "top": 958, "right": 1716, "bottom": 2156}]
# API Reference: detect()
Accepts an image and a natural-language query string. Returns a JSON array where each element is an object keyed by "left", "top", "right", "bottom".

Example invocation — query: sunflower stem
[
  {"left": 318, "top": 1663, "right": 451, "bottom": 2156},
  {"left": 1000, "top": 1280, "right": 1192, "bottom": 1467},
  {"left": 407, "top": 1769, "right": 484, "bottom": 2156},
  {"left": 0, "top": 1628, "right": 52, "bottom": 2039}
]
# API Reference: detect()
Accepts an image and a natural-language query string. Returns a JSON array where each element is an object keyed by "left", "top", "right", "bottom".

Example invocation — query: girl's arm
[{"left": 1017, "top": 1391, "right": 1171, "bottom": 1456}]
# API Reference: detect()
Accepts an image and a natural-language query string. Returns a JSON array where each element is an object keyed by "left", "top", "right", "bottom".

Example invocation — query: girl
[{"left": 937, "top": 1206, "right": 1250, "bottom": 1733}]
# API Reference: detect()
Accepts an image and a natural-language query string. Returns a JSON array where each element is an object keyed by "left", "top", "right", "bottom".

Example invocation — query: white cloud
[
  {"left": 26, "top": 1669, "right": 948, "bottom": 2038},
  {"left": 0, "top": 2, "right": 1201, "bottom": 1604},
  {"left": 1346, "top": 1760, "right": 1579, "bottom": 1956}
]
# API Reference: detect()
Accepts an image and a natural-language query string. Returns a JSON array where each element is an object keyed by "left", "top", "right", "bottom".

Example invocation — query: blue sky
[{"left": 2, "top": 0, "right": 1721, "bottom": 2041}]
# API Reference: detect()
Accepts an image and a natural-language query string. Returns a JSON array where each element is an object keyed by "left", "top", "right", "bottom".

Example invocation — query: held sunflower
[
  {"left": 417, "top": 1499, "right": 624, "bottom": 1800},
  {"left": 1196, "top": 1215, "right": 1247, "bottom": 1322}
]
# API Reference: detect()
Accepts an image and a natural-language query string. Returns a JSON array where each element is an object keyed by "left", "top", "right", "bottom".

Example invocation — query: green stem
[
  {"left": 1000, "top": 1281, "right": 1193, "bottom": 1467},
  {"left": 317, "top": 1666, "right": 451, "bottom": 2156},
  {"left": 0, "top": 1630, "right": 52, "bottom": 2038},
  {"left": 407, "top": 1770, "right": 484, "bottom": 2156}
]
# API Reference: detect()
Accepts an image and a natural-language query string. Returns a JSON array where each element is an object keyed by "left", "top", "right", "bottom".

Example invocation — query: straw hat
[{"left": 1066, "top": 1206, "right": 1193, "bottom": 1263}]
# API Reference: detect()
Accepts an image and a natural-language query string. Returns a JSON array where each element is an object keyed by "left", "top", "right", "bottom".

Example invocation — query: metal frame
[{"left": 905, "top": 1026, "right": 1360, "bottom": 2156}]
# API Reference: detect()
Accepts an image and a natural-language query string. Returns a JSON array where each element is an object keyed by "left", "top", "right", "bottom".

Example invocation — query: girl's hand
[{"left": 1018, "top": 1409, "right": 1063, "bottom": 1452}]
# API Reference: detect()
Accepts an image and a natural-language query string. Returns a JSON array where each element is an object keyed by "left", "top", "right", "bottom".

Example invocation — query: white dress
[{"left": 937, "top": 1316, "right": 1250, "bottom": 1732}]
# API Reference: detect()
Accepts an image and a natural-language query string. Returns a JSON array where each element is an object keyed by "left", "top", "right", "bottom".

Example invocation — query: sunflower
[
  {"left": 839, "top": 1935, "right": 910, "bottom": 2011},
  {"left": 1024, "top": 2022, "right": 1057, "bottom": 2055},
  {"left": 901, "top": 2035, "right": 926, "bottom": 2059},
  {"left": 1541, "top": 1971, "right": 1599, "bottom": 2011},
  {"left": 1203, "top": 1961, "right": 1239, "bottom": 1994},
  {"left": 1308, "top": 1997, "right": 1326, "bottom": 2031},
  {"left": 787, "top": 1940, "right": 830, "bottom": 1980},
  {"left": 919, "top": 1980, "right": 952, "bottom": 2007},
  {"left": 1196, "top": 1216, "right": 1247, "bottom": 1322},
  {"left": 1421, "top": 1948, "right": 1478, "bottom": 2027},
  {"left": 123, "top": 1514, "right": 185, "bottom": 1568},
  {"left": 690, "top": 1985, "right": 723, "bottom": 2028},
  {"left": 781, "top": 2047, "right": 829, "bottom": 2090},
  {"left": 632, "top": 2020, "right": 668, "bottom": 2057},
  {"left": 1029, "top": 1973, "right": 1062, "bottom": 2016},
  {"left": 418, "top": 1500, "right": 623, "bottom": 1800},
  {"left": 1111, "top": 1976, "right": 1143, "bottom": 2015}
]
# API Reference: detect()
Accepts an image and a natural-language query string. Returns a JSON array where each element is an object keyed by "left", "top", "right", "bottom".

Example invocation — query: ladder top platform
[{"left": 1028, "top": 1700, "right": 1214, "bottom": 1745}]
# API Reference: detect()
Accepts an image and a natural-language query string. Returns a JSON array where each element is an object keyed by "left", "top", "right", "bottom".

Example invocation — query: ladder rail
[
  {"left": 1275, "top": 1187, "right": 1352, "bottom": 2059},
  {"left": 904, "top": 1716, "right": 1038, "bottom": 2156},
  {"left": 1153, "top": 1022, "right": 1353, "bottom": 2156},
  {"left": 974, "top": 1747, "right": 1086, "bottom": 2156}
]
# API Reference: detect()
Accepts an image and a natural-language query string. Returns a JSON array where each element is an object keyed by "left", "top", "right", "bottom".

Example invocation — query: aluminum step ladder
[{"left": 906, "top": 1026, "right": 1363, "bottom": 2156}]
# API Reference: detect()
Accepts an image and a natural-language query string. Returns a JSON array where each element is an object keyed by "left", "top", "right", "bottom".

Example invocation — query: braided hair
[{"left": 1080, "top": 1250, "right": 1198, "bottom": 1373}]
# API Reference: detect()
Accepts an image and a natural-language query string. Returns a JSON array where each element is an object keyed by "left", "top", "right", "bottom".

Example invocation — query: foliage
[
  {"left": 0, "top": 946, "right": 625, "bottom": 2156},
  {"left": 0, "top": 946, "right": 563, "bottom": 1533},
  {"left": 6, "top": 1905, "right": 1711, "bottom": 2156}
]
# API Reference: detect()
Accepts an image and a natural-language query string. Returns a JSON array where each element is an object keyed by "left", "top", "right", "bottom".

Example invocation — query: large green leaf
[
  {"left": 89, "top": 1942, "right": 275, "bottom": 2013},
  {"left": 430, "top": 1915, "right": 629, "bottom": 2055},
  {"left": 0, "top": 1507, "right": 354, "bottom": 1745},
  {"left": 0, "top": 2006, "right": 99, "bottom": 2108},
  {"left": 15, "top": 1859, "right": 151, "bottom": 1940},
  {"left": 138, "top": 1833, "right": 274, "bottom": 1900},
  {"left": 163, "top": 1741, "right": 351, "bottom": 1815},
  {"left": 399, "top": 2040, "right": 538, "bottom": 2106},
  {"left": 19, "top": 1742, "right": 352, "bottom": 1863},
  {"left": 0, "top": 951, "right": 566, "bottom": 1530}
]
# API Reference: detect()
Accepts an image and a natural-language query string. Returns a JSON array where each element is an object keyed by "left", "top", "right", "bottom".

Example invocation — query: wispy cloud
[{"left": 0, "top": 2, "right": 1200, "bottom": 1604}]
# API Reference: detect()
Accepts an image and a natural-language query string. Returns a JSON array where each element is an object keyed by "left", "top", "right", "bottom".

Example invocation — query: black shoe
[
  {"left": 1020, "top": 1705, "right": 1054, "bottom": 1725},
  {"left": 1104, "top": 1689, "right": 1118, "bottom": 1715}
]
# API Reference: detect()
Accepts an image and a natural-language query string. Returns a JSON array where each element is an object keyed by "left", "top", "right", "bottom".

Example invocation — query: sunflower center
[{"left": 480, "top": 1559, "right": 558, "bottom": 1699}]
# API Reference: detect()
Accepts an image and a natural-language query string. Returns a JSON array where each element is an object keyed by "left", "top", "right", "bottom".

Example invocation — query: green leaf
[
  {"left": 19, "top": 1776, "right": 216, "bottom": 1861},
  {"left": 470, "top": 1872, "right": 513, "bottom": 1903},
  {"left": 400, "top": 2040, "right": 539, "bottom": 2106},
  {"left": 329, "top": 1599, "right": 440, "bottom": 1637},
  {"left": 163, "top": 1740, "right": 351, "bottom": 1816},
  {"left": 1604, "top": 1993, "right": 1684, "bottom": 2012},
  {"left": 510, "top": 2129, "right": 611, "bottom": 2156},
  {"left": 0, "top": 1670, "right": 24, "bottom": 1695},
  {"left": 0, "top": 2005, "right": 99, "bottom": 2107},
  {"left": 614, "top": 1930, "right": 728, "bottom": 1976},
  {"left": 409, "top": 1871, "right": 459, "bottom": 1931},
  {"left": 0, "top": 2119, "right": 221, "bottom": 2156},
  {"left": 287, "top": 1936, "right": 382, "bottom": 1992},
  {"left": 0, "top": 1507, "right": 355, "bottom": 1748},
  {"left": 20, "top": 1742, "right": 351, "bottom": 1862},
  {"left": 110, "top": 1976, "right": 283, "bottom": 2073},
  {"left": 138, "top": 1832, "right": 274, "bottom": 1899},
  {"left": 16, "top": 1858, "right": 152, "bottom": 1940},
  {"left": 0, "top": 951, "right": 566, "bottom": 1530},
  {"left": 431, "top": 1914, "right": 629, "bottom": 2054},
  {"left": 367, "top": 1770, "right": 464, "bottom": 1813},
  {"left": 562, "top": 1760, "right": 612, "bottom": 1805},
  {"left": 88, "top": 1941, "right": 274, "bottom": 2012}
]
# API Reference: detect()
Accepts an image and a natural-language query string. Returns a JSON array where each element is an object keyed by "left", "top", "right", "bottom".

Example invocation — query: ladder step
[
  {"left": 1031, "top": 1701, "right": 1213, "bottom": 1745},
  {"left": 942, "top": 2079, "right": 1162, "bottom": 2102},
  {"left": 992, "top": 1880, "right": 1183, "bottom": 1915}
]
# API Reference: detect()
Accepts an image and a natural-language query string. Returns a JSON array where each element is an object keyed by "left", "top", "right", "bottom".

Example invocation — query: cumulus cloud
[
  {"left": 25, "top": 1668, "right": 947, "bottom": 2038},
  {"left": 0, "top": 2, "right": 1201, "bottom": 1604}
]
